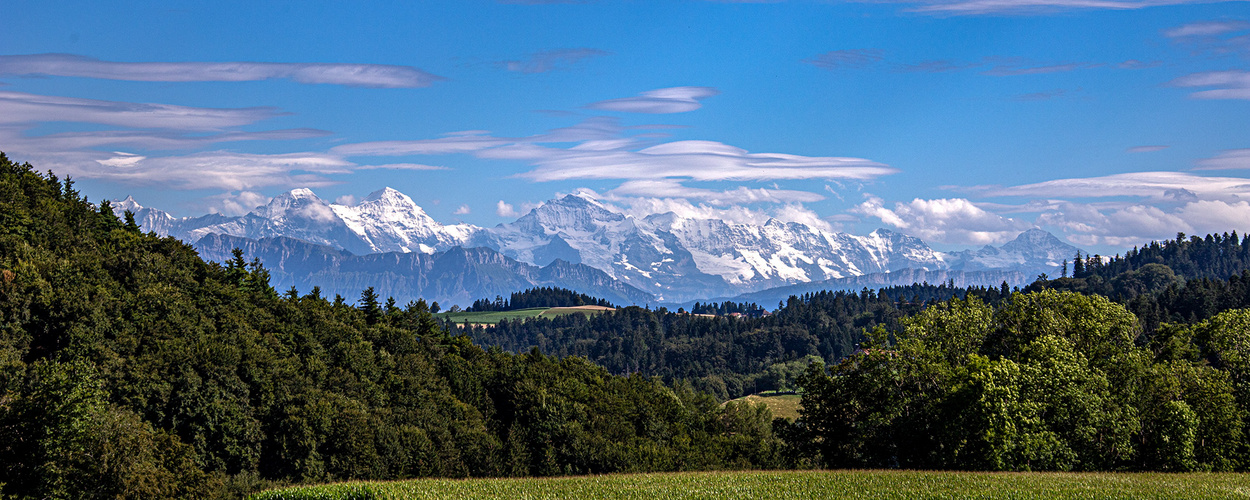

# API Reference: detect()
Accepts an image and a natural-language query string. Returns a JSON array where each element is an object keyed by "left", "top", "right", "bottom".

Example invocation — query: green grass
[
  {"left": 728, "top": 393, "right": 803, "bottom": 421},
  {"left": 249, "top": 470, "right": 1250, "bottom": 499},
  {"left": 433, "top": 307, "right": 551, "bottom": 325},
  {"left": 435, "top": 306, "right": 615, "bottom": 325}
]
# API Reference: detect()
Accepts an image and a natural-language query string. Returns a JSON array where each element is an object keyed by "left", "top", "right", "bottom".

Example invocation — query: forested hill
[
  {"left": 1071, "top": 231, "right": 1250, "bottom": 282},
  {"left": 467, "top": 281, "right": 1015, "bottom": 399},
  {"left": 469, "top": 234, "right": 1250, "bottom": 401},
  {"left": 0, "top": 155, "right": 782, "bottom": 498},
  {"left": 467, "top": 286, "right": 613, "bottom": 312}
]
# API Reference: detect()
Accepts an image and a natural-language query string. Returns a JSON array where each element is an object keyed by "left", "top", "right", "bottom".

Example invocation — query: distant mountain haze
[{"left": 115, "top": 187, "right": 1081, "bottom": 304}]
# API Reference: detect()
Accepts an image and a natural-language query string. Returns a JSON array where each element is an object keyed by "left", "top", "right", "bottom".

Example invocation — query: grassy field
[
  {"left": 249, "top": 470, "right": 1250, "bottom": 499},
  {"left": 728, "top": 393, "right": 803, "bottom": 421},
  {"left": 436, "top": 306, "right": 614, "bottom": 325},
  {"left": 434, "top": 307, "right": 552, "bottom": 325}
]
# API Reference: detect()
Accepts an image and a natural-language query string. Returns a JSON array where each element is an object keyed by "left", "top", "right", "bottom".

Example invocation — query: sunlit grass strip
[{"left": 249, "top": 470, "right": 1250, "bottom": 500}]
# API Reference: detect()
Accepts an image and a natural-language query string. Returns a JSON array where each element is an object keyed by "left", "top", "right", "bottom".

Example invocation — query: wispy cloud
[
  {"left": 608, "top": 179, "right": 824, "bottom": 204},
  {"left": 209, "top": 191, "right": 273, "bottom": 216},
  {"left": 894, "top": 0, "right": 1246, "bottom": 16},
  {"left": 899, "top": 59, "right": 980, "bottom": 73},
  {"left": 502, "top": 48, "right": 610, "bottom": 73},
  {"left": 983, "top": 61, "right": 1098, "bottom": 76},
  {"left": 1164, "top": 19, "right": 1250, "bottom": 57},
  {"left": 454, "top": 204, "right": 472, "bottom": 215},
  {"left": 32, "top": 150, "right": 354, "bottom": 192},
  {"left": 1196, "top": 148, "right": 1250, "bottom": 170},
  {"left": 1127, "top": 145, "right": 1169, "bottom": 153},
  {"left": 333, "top": 117, "right": 896, "bottom": 208},
  {"left": 495, "top": 139, "right": 896, "bottom": 183},
  {"left": 1170, "top": 70, "right": 1250, "bottom": 99},
  {"left": 331, "top": 132, "right": 512, "bottom": 156},
  {"left": 803, "top": 49, "right": 885, "bottom": 71},
  {"left": 0, "top": 126, "right": 329, "bottom": 152},
  {"left": 987, "top": 171, "right": 1250, "bottom": 200},
  {"left": 0, "top": 53, "right": 444, "bottom": 88},
  {"left": 355, "top": 163, "right": 450, "bottom": 171},
  {"left": 1164, "top": 20, "right": 1250, "bottom": 38},
  {"left": 586, "top": 86, "right": 719, "bottom": 114},
  {"left": 0, "top": 90, "right": 279, "bottom": 130}
]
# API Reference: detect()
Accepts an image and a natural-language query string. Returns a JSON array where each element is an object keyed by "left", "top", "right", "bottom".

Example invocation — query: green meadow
[
  {"left": 250, "top": 470, "right": 1250, "bottom": 500},
  {"left": 727, "top": 393, "right": 803, "bottom": 421},
  {"left": 435, "top": 306, "right": 614, "bottom": 325}
]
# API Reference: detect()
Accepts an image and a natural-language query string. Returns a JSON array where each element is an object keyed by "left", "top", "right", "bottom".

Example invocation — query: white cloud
[
  {"left": 96, "top": 152, "right": 145, "bottom": 168},
  {"left": 330, "top": 132, "right": 511, "bottom": 156},
  {"left": 0, "top": 126, "right": 329, "bottom": 152},
  {"left": 608, "top": 179, "right": 825, "bottom": 204},
  {"left": 496, "top": 200, "right": 520, "bottom": 217},
  {"left": 502, "top": 48, "right": 610, "bottom": 73},
  {"left": 209, "top": 191, "right": 272, "bottom": 216},
  {"left": 1127, "top": 145, "right": 1169, "bottom": 153},
  {"left": 1177, "top": 199, "right": 1250, "bottom": 233},
  {"left": 853, "top": 195, "right": 1034, "bottom": 244},
  {"left": 36, "top": 150, "right": 354, "bottom": 192},
  {"left": 1170, "top": 70, "right": 1250, "bottom": 100},
  {"left": 508, "top": 140, "right": 896, "bottom": 182},
  {"left": 0, "top": 91, "right": 279, "bottom": 130},
  {"left": 335, "top": 194, "right": 359, "bottom": 206},
  {"left": 1035, "top": 200, "right": 1242, "bottom": 247},
  {"left": 0, "top": 53, "right": 443, "bottom": 88},
  {"left": 355, "top": 163, "right": 449, "bottom": 170},
  {"left": 987, "top": 171, "right": 1250, "bottom": 201},
  {"left": 587, "top": 190, "right": 835, "bottom": 231},
  {"left": 586, "top": 86, "right": 719, "bottom": 114},
  {"left": 454, "top": 204, "right": 472, "bottom": 215},
  {"left": 1164, "top": 20, "right": 1250, "bottom": 38},
  {"left": 1196, "top": 148, "right": 1250, "bottom": 170}
]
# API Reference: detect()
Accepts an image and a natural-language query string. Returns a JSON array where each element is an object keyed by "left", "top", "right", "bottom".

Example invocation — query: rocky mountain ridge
[{"left": 115, "top": 187, "right": 1080, "bottom": 303}]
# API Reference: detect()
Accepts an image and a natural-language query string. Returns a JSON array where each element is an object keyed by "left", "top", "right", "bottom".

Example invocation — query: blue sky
[{"left": 4, "top": 0, "right": 1249, "bottom": 254}]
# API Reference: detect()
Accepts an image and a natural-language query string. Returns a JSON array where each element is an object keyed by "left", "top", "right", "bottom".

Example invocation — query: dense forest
[
  {"left": 466, "top": 282, "right": 1017, "bottom": 399},
  {"left": 3, "top": 150, "right": 1250, "bottom": 499},
  {"left": 465, "top": 233, "right": 1250, "bottom": 400},
  {"left": 0, "top": 154, "right": 780, "bottom": 499},
  {"left": 466, "top": 287, "right": 613, "bottom": 312},
  {"left": 789, "top": 292, "right": 1249, "bottom": 471}
]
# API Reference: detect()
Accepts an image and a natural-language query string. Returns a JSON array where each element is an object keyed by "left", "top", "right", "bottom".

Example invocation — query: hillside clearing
[
  {"left": 728, "top": 393, "right": 802, "bottom": 421},
  {"left": 249, "top": 470, "right": 1250, "bottom": 499},
  {"left": 437, "top": 306, "right": 617, "bottom": 325}
]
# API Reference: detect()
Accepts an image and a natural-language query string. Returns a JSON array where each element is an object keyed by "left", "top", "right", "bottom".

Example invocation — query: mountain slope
[
  {"left": 193, "top": 234, "right": 653, "bottom": 306},
  {"left": 116, "top": 188, "right": 1083, "bottom": 302}
]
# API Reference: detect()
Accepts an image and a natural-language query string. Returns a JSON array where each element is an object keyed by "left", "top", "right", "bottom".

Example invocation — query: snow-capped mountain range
[{"left": 114, "top": 187, "right": 1079, "bottom": 302}]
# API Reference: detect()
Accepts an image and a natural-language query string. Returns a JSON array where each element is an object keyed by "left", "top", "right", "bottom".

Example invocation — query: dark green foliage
[
  {"left": 467, "top": 286, "right": 613, "bottom": 312},
  {"left": 0, "top": 154, "right": 780, "bottom": 499},
  {"left": 468, "top": 282, "right": 1014, "bottom": 399},
  {"left": 792, "top": 291, "right": 1249, "bottom": 472}
]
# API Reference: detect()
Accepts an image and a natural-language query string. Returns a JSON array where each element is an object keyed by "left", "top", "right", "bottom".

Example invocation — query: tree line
[
  {"left": 0, "top": 154, "right": 780, "bottom": 499},
  {"left": 466, "top": 287, "right": 614, "bottom": 312}
]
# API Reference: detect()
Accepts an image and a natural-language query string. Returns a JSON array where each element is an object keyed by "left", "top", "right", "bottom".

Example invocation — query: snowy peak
[
  {"left": 943, "top": 228, "right": 1077, "bottom": 274},
  {"left": 334, "top": 187, "right": 477, "bottom": 254},
  {"left": 114, "top": 195, "right": 143, "bottom": 213},
  {"left": 252, "top": 188, "right": 338, "bottom": 223}
]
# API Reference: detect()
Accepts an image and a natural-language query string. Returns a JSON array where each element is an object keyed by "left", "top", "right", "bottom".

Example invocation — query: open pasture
[{"left": 250, "top": 469, "right": 1250, "bottom": 499}]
